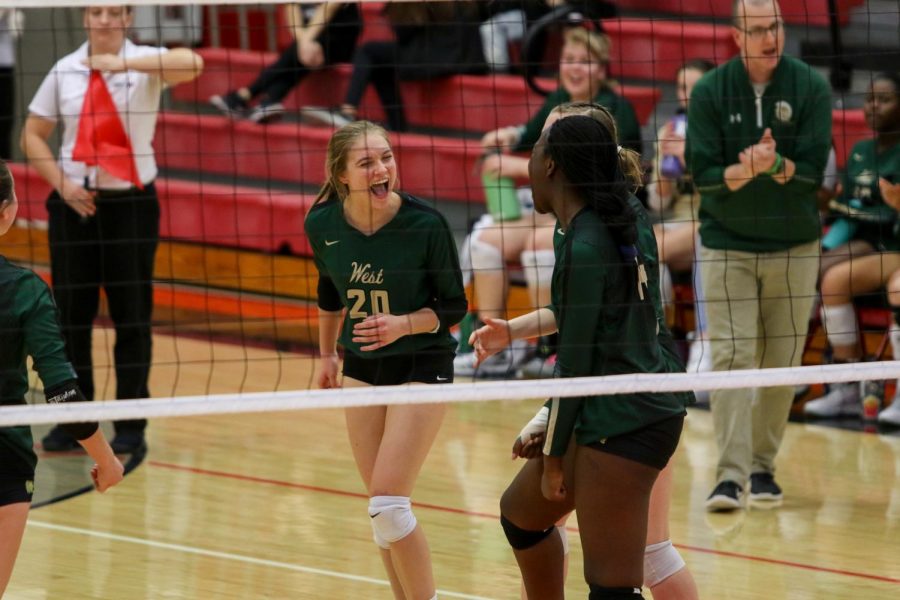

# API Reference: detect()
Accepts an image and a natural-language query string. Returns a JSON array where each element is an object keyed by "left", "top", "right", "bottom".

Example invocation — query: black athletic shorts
[
  {"left": 0, "top": 479, "right": 34, "bottom": 506},
  {"left": 587, "top": 413, "right": 685, "bottom": 470},
  {"left": 342, "top": 347, "right": 455, "bottom": 386}
]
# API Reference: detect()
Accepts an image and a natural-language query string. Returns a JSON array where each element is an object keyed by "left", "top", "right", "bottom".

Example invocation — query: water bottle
[
  {"left": 860, "top": 379, "right": 884, "bottom": 424},
  {"left": 660, "top": 113, "right": 687, "bottom": 180},
  {"left": 482, "top": 172, "right": 521, "bottom": 222}
]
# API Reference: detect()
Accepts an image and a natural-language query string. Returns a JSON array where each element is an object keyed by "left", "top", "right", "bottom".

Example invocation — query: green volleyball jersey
[
  {"left": 686, "top": 55, "right": 832, "bottom": 252},
  {"left": 305, "top": 193, "right": 467, "bottom": 358},
  {"left": 832, "top": 139, "right": 900, "bottom": 226},
  {"left": 0, "top": 256, "right": 77, "bottom": 478},
  {"left": 543, "top": 206, "right": 687, "bottom": 457}
]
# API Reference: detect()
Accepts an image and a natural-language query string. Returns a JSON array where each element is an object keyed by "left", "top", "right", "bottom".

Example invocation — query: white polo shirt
[{"left": 28, "top": 40, "right": 168, "bottom": 190}]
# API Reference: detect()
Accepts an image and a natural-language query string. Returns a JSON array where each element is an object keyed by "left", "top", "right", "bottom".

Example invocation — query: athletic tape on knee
[
  {"left": 500, "top": 514, "right": 554, "bottom": 550},
  {"left": 520, "top": 249, "right": 555, "bottom": 294},
  {"left": 369, "top": 496, "right": 417, "bottom": 544},
  {"left": 643, "top": 540, "right": 685, "bottom": 588},
  {"left": 820, "top": 303, "right": 859, "bottom": 347},
  {"left": 556, "top": 525, "right": 569, "bottom": 555},
  {"left": 468, "top": 237, "right": 504, "bottom": 273}
]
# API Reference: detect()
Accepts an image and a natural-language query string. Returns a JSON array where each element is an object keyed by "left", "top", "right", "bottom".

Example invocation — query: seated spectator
[
  {"left": 646, "top": 59, "right": 715, "bottom": 384},
  {"left": 326, "top": 1, "right": 486, "bottom": 132},
  {"left": 210, "top": 3, "right": 360, "bottom": 124},
  {"left": 455, "top": 25, "right": 641, "bottom": 378},
  {"left": 804, "top": 72, "right": 900, "bottom": 419}
]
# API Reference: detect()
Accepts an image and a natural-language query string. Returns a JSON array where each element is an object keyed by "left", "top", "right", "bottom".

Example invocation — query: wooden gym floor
[{"left": 7, "top": 329, "right": 900, "bottom": 599}]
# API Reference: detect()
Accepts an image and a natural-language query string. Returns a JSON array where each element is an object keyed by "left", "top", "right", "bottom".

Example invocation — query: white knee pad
[
  {"left": 468, "top": 236, "right": 504, "bottom": 273},
  {"left": 369, "top": 495, "right": 417, "bottom": 546},
  {"left": 520, "top": 249, "right": 554, "bottom": 296},
  {"left": 643, "top": 540, "right": 686, "bottom": 588},
  {"left": 820, "top": 303, "right": 859, "bottom": 347},
  {"left": 556, "top": 525, "right": 569, "bottom": 555}
]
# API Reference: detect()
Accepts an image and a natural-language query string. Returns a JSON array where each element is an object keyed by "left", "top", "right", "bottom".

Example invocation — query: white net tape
[{"left": 2, "top": 361, "right": 899, "bottom": 427}]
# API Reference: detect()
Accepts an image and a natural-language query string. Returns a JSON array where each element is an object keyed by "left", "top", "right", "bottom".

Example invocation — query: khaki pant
[{"left": 699, "top": 240, "right": 819, "bottom": 485}]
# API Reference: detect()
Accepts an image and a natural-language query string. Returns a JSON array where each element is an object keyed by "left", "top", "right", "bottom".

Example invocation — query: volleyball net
[{"left": 2, "top": 0, "right": 900, "bottom": 427}]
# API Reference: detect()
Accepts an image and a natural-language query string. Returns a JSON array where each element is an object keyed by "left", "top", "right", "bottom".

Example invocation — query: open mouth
[{"left": 369, "top": 180, "right": 389, "bottom": 198}]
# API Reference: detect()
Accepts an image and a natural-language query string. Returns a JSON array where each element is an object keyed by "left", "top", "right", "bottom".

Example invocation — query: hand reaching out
[{"left": 469, "top": 318, "right": 512, "bottom": 367}]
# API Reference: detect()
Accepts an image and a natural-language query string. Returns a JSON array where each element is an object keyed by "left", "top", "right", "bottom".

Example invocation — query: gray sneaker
[
  {"left": 248, "top": 102, "right": 286, "bottom": 124},
  {"left": 301, "top": 106, "right": 352, "bottom": 128},
  {"left": 210, "top": 92, "right": 247, "bottom": 119},
  {"left": 803, "top": 381, "right": 861, "bottom": 418}
]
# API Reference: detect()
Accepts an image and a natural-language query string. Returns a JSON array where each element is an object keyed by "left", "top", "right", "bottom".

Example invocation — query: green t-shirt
[
  {"left": 305, "top": 193, "right": 467, "bottom": 358},
  {"left": 1, "top": 257, "right": 77, "bottom": 479},
  {"left": 543, "top": 205, "right": 687, "bottom": 456},
  {"left": 515, "top": 87, "right": 643, "bottom": 155}
]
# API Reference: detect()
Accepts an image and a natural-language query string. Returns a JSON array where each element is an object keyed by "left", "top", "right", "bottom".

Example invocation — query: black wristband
[{"left": 44, "top": 380, "right": 99, "bottom": 441}]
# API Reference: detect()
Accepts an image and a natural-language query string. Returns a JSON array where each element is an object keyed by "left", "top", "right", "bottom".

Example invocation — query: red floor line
[{"left": 148, "top": 460, "right": 900, "bottom": 586}]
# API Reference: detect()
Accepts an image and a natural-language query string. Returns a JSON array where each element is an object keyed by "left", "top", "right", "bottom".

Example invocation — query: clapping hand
[{"left": 739, "top": 127, "right": 778, "bottom": 176}]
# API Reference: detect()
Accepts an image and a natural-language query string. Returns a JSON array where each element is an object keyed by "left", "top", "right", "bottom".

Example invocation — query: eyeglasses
[{"left": 734, "top": 20, "right": 783, "bottom": 40}]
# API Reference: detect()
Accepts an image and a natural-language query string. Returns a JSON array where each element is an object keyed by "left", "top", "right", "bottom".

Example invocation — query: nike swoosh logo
[
  {"left": 557, "top": 228, "right": 565, "bottom": 236},
  {"left": 370, "top": 512, "right": 381, "bottom": 518},
  {"left": 436, "top": 376, "right": 449, "bottom": 381},
  {"left": 325, "top": 240, "right": 340, "bottom": 246}
]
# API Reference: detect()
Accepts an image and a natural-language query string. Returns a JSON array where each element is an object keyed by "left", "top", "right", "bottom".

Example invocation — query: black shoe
[
  {"left": 210, "top": 92, "right": 248, "bottom": 119},
  {"left": 749, "top": 472, "right": 783, "bottom": 504},
  {"left": 705, "top": 480, "right": 744, "bottom": 512},
  {"left": 41, "top": 425, "right": 80, "bottom": 452},
  {"left": 110, "top": 430, "right": 146, "bottom": 454}
]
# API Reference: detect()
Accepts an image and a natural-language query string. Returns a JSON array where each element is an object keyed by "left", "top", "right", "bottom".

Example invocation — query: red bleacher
[
  {"left": 172, "top": 48, "right": 661, "bottom": 130},
  {"left": 604, "top": 19, "right": 735, "bottom": 82},
  {"left": 832, "top": 109, "right": 869, "bottom": 169},
  {"left": 613, "top": 0, "right": 859, "bottom": 26},
  {"left": 154, "top": 112, "right": 484, "bottom": 204},
  {"left": 8, "top": 163, "right": 315, "bottom": 255}
]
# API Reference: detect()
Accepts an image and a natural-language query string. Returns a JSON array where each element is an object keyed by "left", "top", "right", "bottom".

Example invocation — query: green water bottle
[{"left": 481, "top": 172, "right": 521, "bottom": 222}]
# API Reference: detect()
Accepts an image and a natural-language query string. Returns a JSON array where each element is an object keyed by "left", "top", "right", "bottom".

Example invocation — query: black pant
[
  {"left": 248, "top": 13, "right": 359, "bottom": 104},
  {"left": 47, "top": 184, "right": 159, "bottom": 433},
  {"left": 343, "top": 41, "right": 407, "bottom": 132},
  {"left": 0, "top": 67, "right": 14, "bottom": 160}
]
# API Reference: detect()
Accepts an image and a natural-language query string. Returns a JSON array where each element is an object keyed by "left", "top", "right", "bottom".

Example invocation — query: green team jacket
[
  {"left": 0, "top": 257, "right": 77, "bottom": 479},
  {"left": 305, "top": 193, "right": 467, "bottom": 358},
  {"left": 543, "top": 204, "right": 688, "bottom": 457},
  {"left": 515, "top": 86, "right": 643, "bottom": 155},
  {"left": 686, "top": 55, "right": 832, "bottom": 252}
]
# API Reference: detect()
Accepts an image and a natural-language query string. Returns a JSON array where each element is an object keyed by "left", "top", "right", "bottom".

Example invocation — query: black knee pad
[
  {"left": 500, "top": 514, "right": 555, "bottom": 550},
  {"left": 588, "top": 584, "right": 644, "bottom": 599}
]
